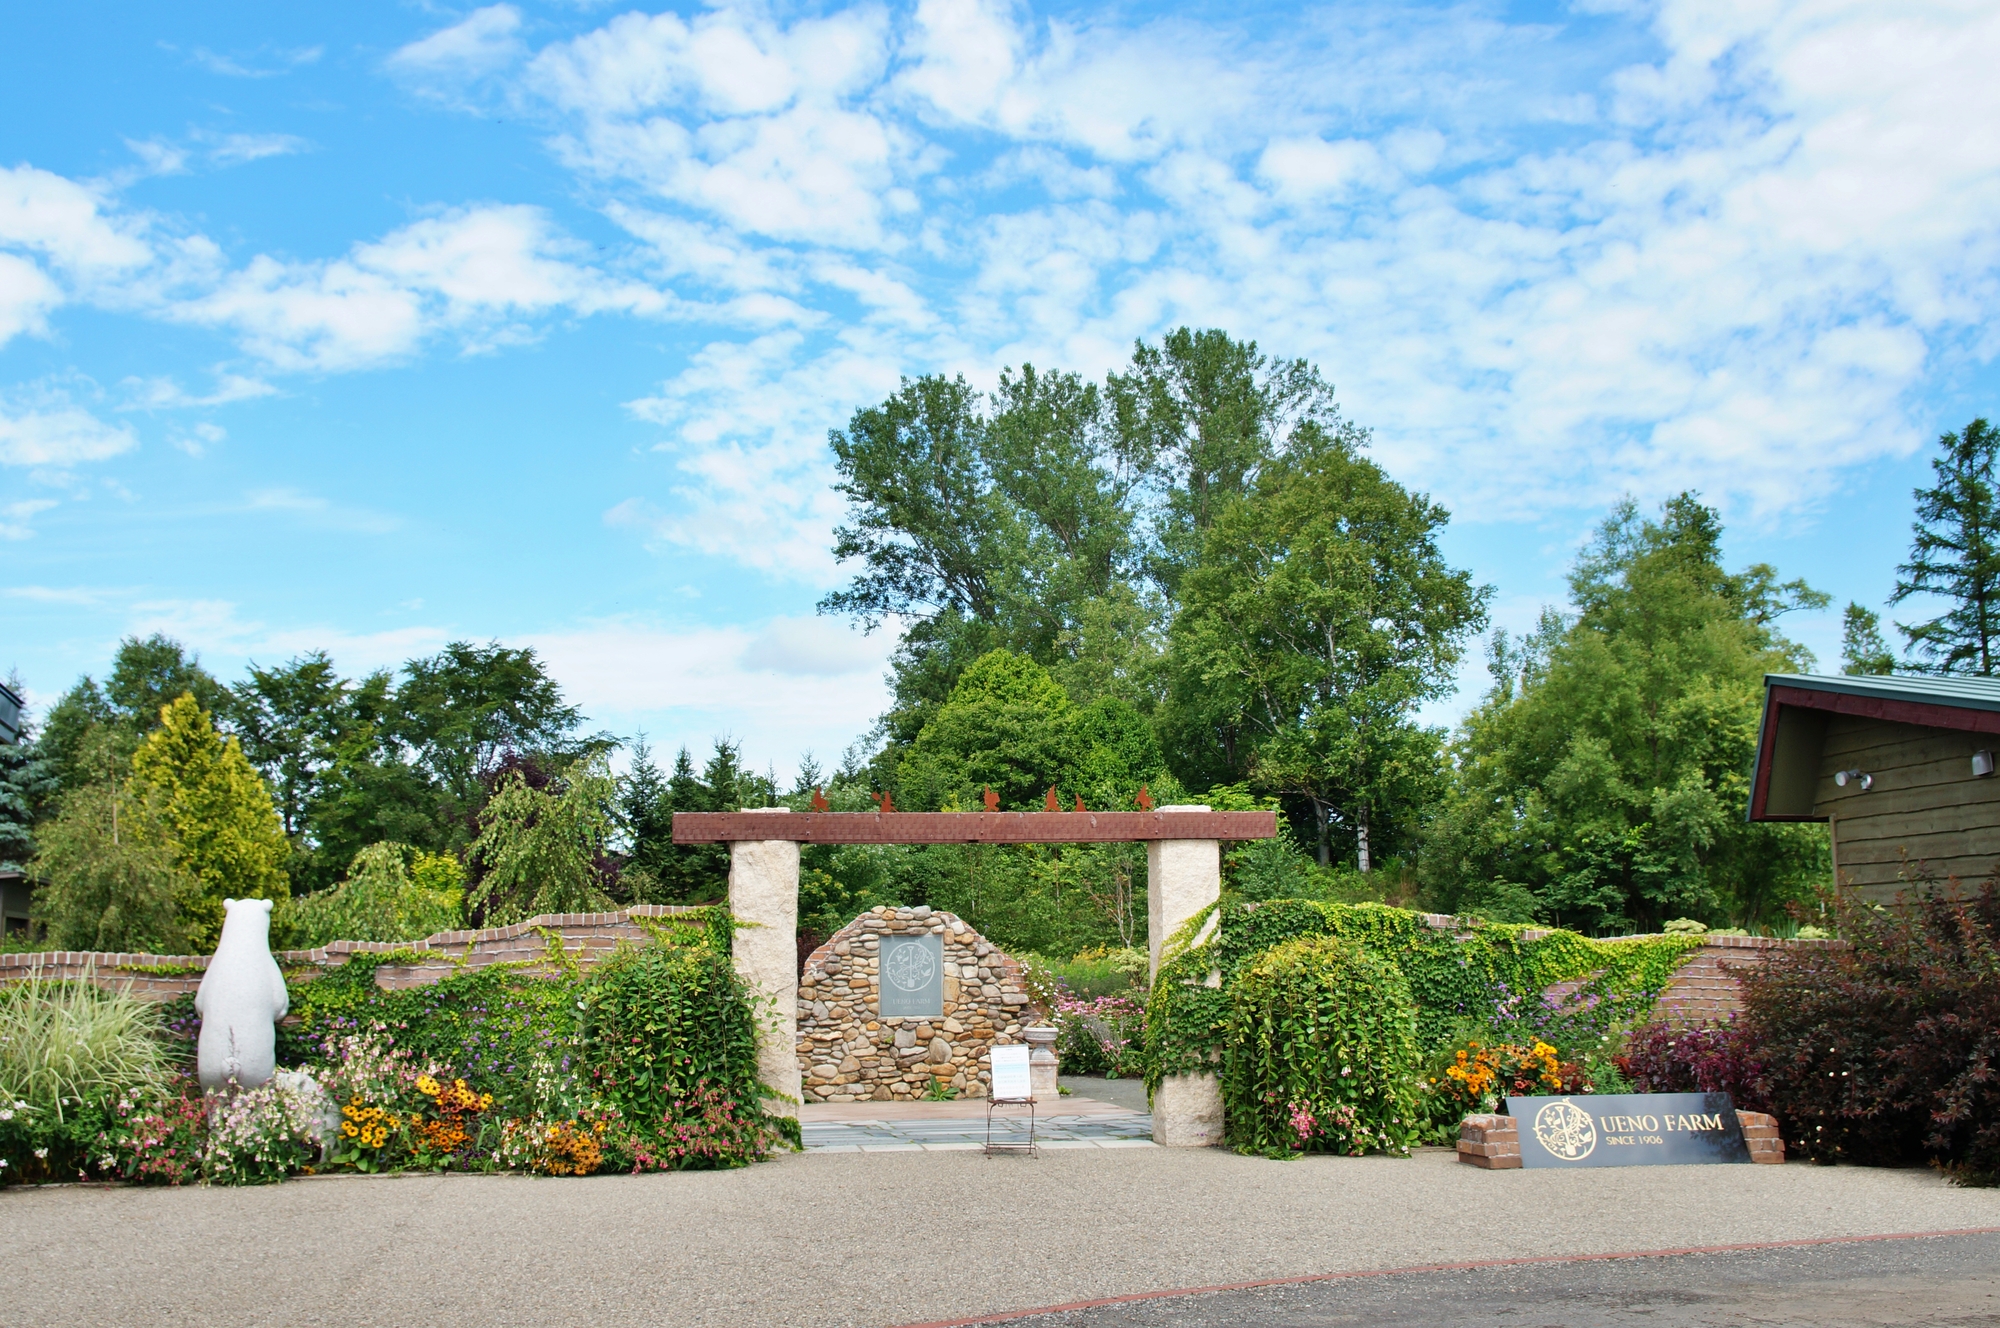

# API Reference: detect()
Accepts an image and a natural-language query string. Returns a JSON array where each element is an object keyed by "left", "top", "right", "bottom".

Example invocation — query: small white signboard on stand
[
  {"left": 989, "top": 1044, "right": 1032, "bottom": 1101},
  {"left": 985, "top": 1044, "right": 1037, "bottom": 1155}
]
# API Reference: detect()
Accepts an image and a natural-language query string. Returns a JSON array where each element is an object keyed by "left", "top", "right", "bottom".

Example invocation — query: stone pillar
[
  {"left": 1147, "top": 806, "right": 1224, "bottom": 1147},
  {"left": 1024, "top": 1024, "right": 1059, "bottom": 1103},
  {"left": 729, "top": 809, "right": 801, "bottom": 1117}
]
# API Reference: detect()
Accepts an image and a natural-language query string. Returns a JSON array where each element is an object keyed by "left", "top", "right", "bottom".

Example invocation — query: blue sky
[{"left": 4, "top": 0, "right": 1998, "bottom": 780}]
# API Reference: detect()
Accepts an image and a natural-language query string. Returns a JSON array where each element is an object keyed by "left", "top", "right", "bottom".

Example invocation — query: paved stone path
[
  {"left": 803, "top": 1110, "right": 1156, "bottom": 1150},
  {"left": 800, "top": 1084, "right": 1154, "bottom": 1150}
]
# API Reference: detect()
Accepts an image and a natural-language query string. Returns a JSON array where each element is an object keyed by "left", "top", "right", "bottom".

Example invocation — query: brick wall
[
  {"left": 1530, "top": 930, "right": 1838, "bottom": 1025},
  {"left": 0, "top": 904, "right": 706, "bottom": 999},
  {"left": 1, "top": 907, "right": 1831, "bottom": 1024}
]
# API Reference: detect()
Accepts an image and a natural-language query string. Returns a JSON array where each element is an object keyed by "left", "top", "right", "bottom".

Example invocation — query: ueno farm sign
[{"left": 1507, "top": 1092, "right": 1752, "bottom": 1168}]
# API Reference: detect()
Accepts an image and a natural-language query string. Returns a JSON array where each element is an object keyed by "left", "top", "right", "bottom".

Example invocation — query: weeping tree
[
  {"left": 29, "top": 779, "right": 189, "bottom": 954},
  {"left": 467, "top": 755, "right": 618, "bottom": 926}
]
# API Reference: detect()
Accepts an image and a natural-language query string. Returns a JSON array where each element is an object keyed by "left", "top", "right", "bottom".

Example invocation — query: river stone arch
[
  {"left": 673, "top": 804, "right": 1277, "bottom": 1146},
  {"left": 797, "top": 905, "right": 1036, "bottom": 1102}
]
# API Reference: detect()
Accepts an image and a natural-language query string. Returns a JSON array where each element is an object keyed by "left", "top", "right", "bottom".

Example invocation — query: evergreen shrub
[{"left": 1221, "top": 936, "right": 1422, "bottom": 1157}]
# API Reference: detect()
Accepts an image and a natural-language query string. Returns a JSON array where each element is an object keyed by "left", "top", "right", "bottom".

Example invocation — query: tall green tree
[
  {"left": 1164, "top": 423, "right": 1488, "bottom": 868},
  {"left": 37, "top": 635, "right": 229, "bottom": 793},
  {"left": 0, "top": 697, "right": 56, "bottom": 872},
  {"left": 1840, "top": 603, "right": 1896, "bottom": 676},
  {"left": 1107, "top": 327, "right": 1339, "bottom": 596},
  {"left": 1422, "top": 495, "right": 1829, "bottom": 933},
  {"left": 227, "top": 651, "right": 368, "bottom": 845},
  {"left": 896, "top": 649, "right": 1162, "bottom": 812},
  {"left": 822, "top": 368, "right": 1143, "bottom": 766},
  {"left": 129, "top": 693, "right": 290, "bottom": 946},
  {"left": 391, "top": 641, "right": 591, "bottom": 815},
  {"left": 1894, "top": 417, "right": 2000, "bottom": 674}
]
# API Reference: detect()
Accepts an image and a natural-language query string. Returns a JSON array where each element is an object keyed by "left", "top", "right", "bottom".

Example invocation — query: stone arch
[{"left": 797, "top": 905, "right": 1038, "bottom": 1102}]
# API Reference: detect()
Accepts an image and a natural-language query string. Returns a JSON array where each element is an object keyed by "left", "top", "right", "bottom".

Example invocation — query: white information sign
[{"left": 989, "top": 1044, "right": 1032, "bottom": 1101}]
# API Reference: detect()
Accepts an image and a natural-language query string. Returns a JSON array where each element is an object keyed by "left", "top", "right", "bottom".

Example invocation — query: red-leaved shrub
[
  {"left": 1614, "top": 1019, "right": 1772, "bottom": 1117},
  {"left": 1740, "top": 880, "right": 2000, "bottom": 1184}
]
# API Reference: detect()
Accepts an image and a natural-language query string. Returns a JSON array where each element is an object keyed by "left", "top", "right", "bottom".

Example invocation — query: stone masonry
[{"left": 797, "top": 906, "right": 1039, "bottom": 1102}]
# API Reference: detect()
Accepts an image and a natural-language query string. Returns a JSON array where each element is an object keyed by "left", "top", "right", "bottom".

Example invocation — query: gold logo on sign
[{"left": 1532, "top": 1099, "right": 1597, "bottom": 1161}]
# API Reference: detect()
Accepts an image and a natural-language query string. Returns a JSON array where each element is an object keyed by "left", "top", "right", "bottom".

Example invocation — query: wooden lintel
[{"left": 671, "top": 809, "right": 1278, "bottom": 845}]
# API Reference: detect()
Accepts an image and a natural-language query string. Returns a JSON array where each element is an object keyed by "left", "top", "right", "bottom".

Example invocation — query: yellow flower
[{"left": 417, "top": 1075, "right": 440, "bottom": 1097}]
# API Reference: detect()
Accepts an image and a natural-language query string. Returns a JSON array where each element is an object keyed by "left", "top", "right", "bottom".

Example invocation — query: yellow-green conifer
[{"left": 131, "top": 692, "right": 288, "bottom": 947}]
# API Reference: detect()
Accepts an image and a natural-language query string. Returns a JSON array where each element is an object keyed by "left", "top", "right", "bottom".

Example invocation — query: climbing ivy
[
  {"left": 1146, "top": 900, "right": 1704, "bottom": 1093},
  {"left": 1222, "top": 936, "right": 1424, "bottom": 1158}
]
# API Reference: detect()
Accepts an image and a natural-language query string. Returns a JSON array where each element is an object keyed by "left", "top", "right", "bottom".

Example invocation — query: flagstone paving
[{"left": 800, "top": 1089, "right": 1155, "bottom": 1150}]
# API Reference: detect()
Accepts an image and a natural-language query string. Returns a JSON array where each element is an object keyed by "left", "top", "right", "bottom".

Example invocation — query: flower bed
[{"left": 1, "top": 908, "right": 798, "bottom": 1186}]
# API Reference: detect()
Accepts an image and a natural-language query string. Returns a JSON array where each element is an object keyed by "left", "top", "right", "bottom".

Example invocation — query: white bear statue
[{"left": 195, "top": 898, "right": 290, "bottom": 1091}]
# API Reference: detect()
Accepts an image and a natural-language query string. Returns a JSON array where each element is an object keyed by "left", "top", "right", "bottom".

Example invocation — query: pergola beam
[{"left": 672, "top": 809, "right": 1278, "bottom": 845}]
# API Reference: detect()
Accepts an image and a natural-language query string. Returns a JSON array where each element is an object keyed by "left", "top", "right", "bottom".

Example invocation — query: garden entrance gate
[{"left": 672, "top": 805, "right": 1277, "bottom": 1146}]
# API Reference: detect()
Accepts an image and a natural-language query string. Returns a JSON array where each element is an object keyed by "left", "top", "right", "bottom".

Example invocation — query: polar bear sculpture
[{"left": 195, "top": 898, "right": 290, "bottom": 1091}]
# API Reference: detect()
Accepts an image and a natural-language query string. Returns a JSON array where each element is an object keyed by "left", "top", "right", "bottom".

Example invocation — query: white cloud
[
  {"left": 530, "top": 6, "right": 906, "bottom": 248},
  {"left": 0, "top": 165, "right": 153, "bottom": 275},
  {"left": 0, "top": 499, "right": 58, "bottom": 540},
  {"left": 207, "top": 133, "right": 311, "bottom": 167},
  {"left": 187, "top": 45, "right": 323, "bottom": 79},
  {"left": 241, "top": 487, "right": 402, "bottom": 534},
  {"left": 388, "top": 6, "right": 526, "bottom": 84},
  {"left": 2, "top": 584, "right": 114, "bottom": 605},
  {"left": 0, "top": 400, "right": 137, "bottom": 467},
  {"left": 616, "top": 329, "right": 917, "bottom": 580},
  {"left": 0, "top": 252, "right": 62, "bottom": 346},
  {"left": 123, "top": 372, "right": 277, "bottom": 409},
  {"left": 179, "top": 204, "right": 668, "bottom": 369},
  {"left": 125, "top": 138, "right": 191, "bottom": 177},
  {"left": 522, "top": 616, "right": 894, "bottom": 776}
]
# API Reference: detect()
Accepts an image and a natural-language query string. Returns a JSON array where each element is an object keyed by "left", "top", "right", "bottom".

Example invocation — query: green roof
[{"left": 1765, "top": 671, "right": 2000, "bottom": 715}]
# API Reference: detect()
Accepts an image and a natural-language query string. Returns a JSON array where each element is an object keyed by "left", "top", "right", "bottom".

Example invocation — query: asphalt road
[
  {"left": 5, "top": 1147, "right": 1999, "bottom": 1328},
  {"left": 965, "top": 1232, "right": 2000, "bottom": 1327}
]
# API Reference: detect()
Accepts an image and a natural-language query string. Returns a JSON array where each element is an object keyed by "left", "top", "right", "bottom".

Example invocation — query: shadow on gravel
[{"left": 951, "top": 1231, "right": 2000, "bottom": 1328}]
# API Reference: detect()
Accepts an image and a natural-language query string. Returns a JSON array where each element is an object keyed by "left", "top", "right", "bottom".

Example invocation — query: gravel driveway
[{"left": 5, "top": 1147, "right": 1998, "bottom": 1328}]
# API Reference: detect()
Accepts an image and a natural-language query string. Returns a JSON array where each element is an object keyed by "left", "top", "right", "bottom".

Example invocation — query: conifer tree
[
  {"left": 130, "top": 693, "right": 289, "bottom": 946},
  {"left": 1893, "top": 418, "right": 2000, "bottom": 674},
  {"left": 1839, "top": 603, "right": 1896, "bottom": 676}
]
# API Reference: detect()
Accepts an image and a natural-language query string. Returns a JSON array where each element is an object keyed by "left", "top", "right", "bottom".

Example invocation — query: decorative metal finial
[
  {"left": 1135, "top": 785, "right": 1154, "bottom": 811},
  {"left": 983, "top": 786, "right": 1000, "bottom": 812},
  {"left": 1044, "top": 787, "right": 1060, "bottom": 812},
  {"left": 873, "top": 790, "right": 895, "bottom": 813},
  {"left": 811, "top": 786, "right": 830, "bottom": 813}
]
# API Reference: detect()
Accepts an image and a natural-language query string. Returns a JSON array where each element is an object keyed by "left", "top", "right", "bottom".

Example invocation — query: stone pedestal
[
  {"left": 1147, "top": 808, "right": 1224, "bottom": 1146},
  {"left": 729, "top": 810, "right": 801, "bottom": 1116},
  {"left": 1152, "top": 1073, "right": 1224, "bottom": 1147},
  {"left": 1024, "top": 1024, "right": 1059, "bottom": 1103}
]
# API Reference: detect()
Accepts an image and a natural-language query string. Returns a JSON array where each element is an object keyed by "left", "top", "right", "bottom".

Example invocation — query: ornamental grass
[{"left": 0, "top": 970, "right": 169, "bottom": 1122}]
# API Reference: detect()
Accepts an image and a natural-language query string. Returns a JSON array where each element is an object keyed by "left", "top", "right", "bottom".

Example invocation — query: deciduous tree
[{"left": 1422, "top": 495, "right": 1828, "bottom": 932}]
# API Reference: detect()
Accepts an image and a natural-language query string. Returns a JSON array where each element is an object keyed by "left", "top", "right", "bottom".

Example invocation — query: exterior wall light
[
  {"left": 1834, "top": 769, "right": 1873, "bottom": 790},
  {"left": 1974, "top": 750, "right": 1996, "bottom": 778}
]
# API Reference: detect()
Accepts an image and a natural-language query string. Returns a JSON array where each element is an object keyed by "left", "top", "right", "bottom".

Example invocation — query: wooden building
[{"left": 1750, "top": 673, "right": 2000, "bottom": 902}]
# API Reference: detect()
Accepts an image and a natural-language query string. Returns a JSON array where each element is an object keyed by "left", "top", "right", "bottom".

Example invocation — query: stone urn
[{"left": 1023, "top": 1024, "right": 1059, "bottom": 1103}]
